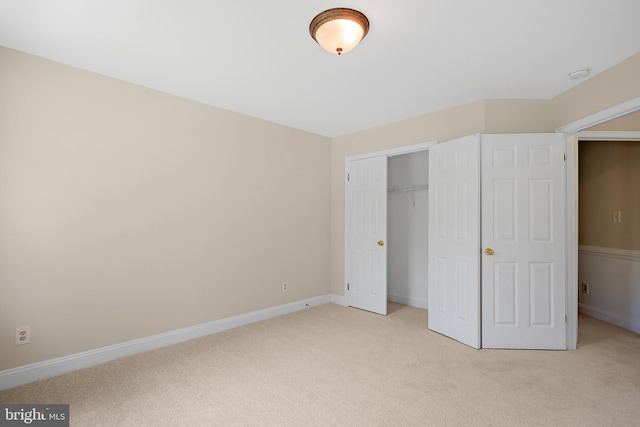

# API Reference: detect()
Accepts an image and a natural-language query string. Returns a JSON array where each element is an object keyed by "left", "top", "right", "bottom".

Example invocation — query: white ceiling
[{"left": 1, "top": 0, "right": 640, "bottom": 137}]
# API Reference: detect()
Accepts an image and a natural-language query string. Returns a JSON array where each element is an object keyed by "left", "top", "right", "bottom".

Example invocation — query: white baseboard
[
  {"left": 330, "top": 294, "right": 347, "bottom": 306},
  {"left": 579, "top": 303, "right": 640, "bottom": 335},
  {"left": 388, "top": 294, "right": 428, "bottom": 309},
  {"left": 0, "top": 295, "right": 331, "bottom": 391}
]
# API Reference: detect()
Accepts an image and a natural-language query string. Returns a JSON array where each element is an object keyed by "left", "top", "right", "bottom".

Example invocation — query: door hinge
[
  {"left": 347, "top": 173, "right": 350, "bottom": 182},
  {"left": 563, "top": 153, "right": 566, "bottom": 162},
  {"left": 347, "top": 283, "right": 350, "bottom": 291},
  {"left": 565, "top": 315, "right": 568, "bottom": 324}
]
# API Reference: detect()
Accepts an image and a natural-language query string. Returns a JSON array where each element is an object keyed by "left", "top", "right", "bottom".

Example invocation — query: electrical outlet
[
  {"left": 15, "top": 326, "right": 30, "bottom": 345},
  {"left": 282, "top": 281, "right": 288, "bottom": 292},
  {"left": 581, "top": 282, "right": 590, "bottom": 294}
]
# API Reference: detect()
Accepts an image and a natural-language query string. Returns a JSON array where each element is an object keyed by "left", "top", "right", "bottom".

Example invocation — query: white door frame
[
  {"left": 345, "top": 141, "right": 437, "bottom": 299},
  {"left": 556, "top": 96, "right": 640, "bottom": 349},
  {"left": 345, "top": 141, "right": 438, "bottom": 162}
]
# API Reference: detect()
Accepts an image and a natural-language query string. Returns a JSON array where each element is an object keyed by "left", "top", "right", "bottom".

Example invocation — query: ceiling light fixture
[{"left": 309, "top": 8, "right": 369, "bottom": 55}]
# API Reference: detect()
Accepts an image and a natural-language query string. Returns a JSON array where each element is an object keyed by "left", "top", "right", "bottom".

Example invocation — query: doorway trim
[
  {"left": 344, "top": 140, "right": 437, "bottom": 162},
  {"left": 556, "top": 97, "right": 640, "bottom": 134},
  {"left": 576, "top": 131, "right": 640, "bottom": 141},
  {"left": 557, "top": 96, "right": 640, "bottom": 349}
]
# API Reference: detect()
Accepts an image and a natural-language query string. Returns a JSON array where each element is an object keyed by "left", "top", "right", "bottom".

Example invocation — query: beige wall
[
  {"left": 484, "top": 99, "right": 555, "bottom": 133},
  {"left": 0, "top": 47, "right": 331, "bottom": 370},
  {"left": 550, "top": 52, "right": 640, "bottom": 128},
  {"left": 589, "top": 110, "right": 640, "bottom": 131},
  {"left": 579, "top": 141, "right": 640, "bottom": 250}
]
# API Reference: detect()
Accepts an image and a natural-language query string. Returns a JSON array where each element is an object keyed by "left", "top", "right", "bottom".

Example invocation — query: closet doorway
[
  {"left": 345, "top": 141, "right": 435, "bottom": 315},
  {"left": 387, "top": 150, "right": 429, "bottom": 309}
]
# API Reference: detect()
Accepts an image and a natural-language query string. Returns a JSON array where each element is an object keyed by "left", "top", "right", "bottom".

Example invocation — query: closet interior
[{"left": 387, "top": 150, "right": 429, "bottom": 308}]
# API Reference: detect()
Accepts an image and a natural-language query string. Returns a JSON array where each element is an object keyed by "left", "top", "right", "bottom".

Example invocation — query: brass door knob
[
  {"left": 378, "top": 240, "right": 385, "bottom": 246},
  {"left": 484, "top": 248, "right": 495, "bottom": 256}
]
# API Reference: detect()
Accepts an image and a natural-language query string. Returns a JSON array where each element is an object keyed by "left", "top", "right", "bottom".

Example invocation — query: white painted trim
[
  {"left": 555, "top": 96, "right": 640, "bottom": 134},
  {"left": 0, "top": 295, "right": 331, "bottom": 391},
  {"left": 579, "top": 303, "right": 640, "bottom": 335},
  {"left": 330, "top": 294, "right": 348, "bottom": 307},
  {"left": 577, "top": 131, "right": 640, "bottom": 141},
  {"left": 566, "top": 135, "right": 579, "bottom": 350},
  {"left": 345, "top": 140, "right": 437, "bottom": 162},
  {"left": 388, "top": 294, "right": 428, "bottom": 309},
  {"left": 578, "top": 245, "right": 640, "bottom": 261}
]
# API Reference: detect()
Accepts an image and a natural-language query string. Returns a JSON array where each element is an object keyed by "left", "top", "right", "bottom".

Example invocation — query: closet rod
[
  {"left": 388, "top": 184, "right": 428, "bottom": 207},
  {"left": 387, "top": 184, "right": 428, "bottom": 193}
]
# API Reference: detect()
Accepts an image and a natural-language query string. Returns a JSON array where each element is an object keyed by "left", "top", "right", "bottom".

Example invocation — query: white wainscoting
[
  {"left": 0, "top": 295, "right": 332, "bottom": 391},
  {"left": 578, "top": 245, "right": 640, "bottom": 334}
]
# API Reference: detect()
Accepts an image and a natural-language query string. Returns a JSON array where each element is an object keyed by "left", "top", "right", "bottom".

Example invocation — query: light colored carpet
[{"left": 1, "top": 303, "right": 639, "bottom": 426}]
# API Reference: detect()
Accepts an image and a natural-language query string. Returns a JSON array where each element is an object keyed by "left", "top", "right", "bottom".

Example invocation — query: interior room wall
[
  {"left": 588, "top": 110, "right": 640, "bottom": 131},
  {"left": 550, "top": 52, "right": 640, "bottom": 128},
  {"left": 387, "top": 152, "right": 429, "bottom": 308},
  {"left": 0, "top": 47, "right": 331, "bottom": 371},
  {"left": 579, "top": 141, "right": 640, "bottom": 251},
  {"left": 483, "top": 99, "right": 555, "bottom": 133}
]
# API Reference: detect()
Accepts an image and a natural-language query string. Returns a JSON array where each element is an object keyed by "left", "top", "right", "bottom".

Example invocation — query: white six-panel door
[
  {"left": 428, "top": 135, "right": 480, "bottom": 348},
  {"left": 428, "top": 133, "right": 567, "bottom": 350},
  {"left": 481, "top": 133, "right": 566, "bottom": 349},
  {"left": 346, "top": 156, "right": 388, "bottom": 315}
]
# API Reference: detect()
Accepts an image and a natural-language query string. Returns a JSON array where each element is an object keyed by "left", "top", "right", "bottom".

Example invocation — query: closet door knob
[
  {"left": 484, "top": 248, "right": 495, "bottom": 256},
  {"left": 378, "top": 240, "right": 385, "bottom": 247}
]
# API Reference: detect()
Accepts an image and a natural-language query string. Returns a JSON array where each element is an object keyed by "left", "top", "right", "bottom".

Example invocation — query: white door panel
[
  {"left": 481, "top": 133, "right": 566, "bottom": 349},
  {"left": 346, "top": 156, "right": 387, "bottom": 315},
  {"left": 428, "top": 135, "right": 480, "bottom": 348}
]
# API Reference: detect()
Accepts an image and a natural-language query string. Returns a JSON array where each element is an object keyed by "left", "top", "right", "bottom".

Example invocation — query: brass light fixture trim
[{"left": 309, "top": 8, "right": 370, "bottom": 55}]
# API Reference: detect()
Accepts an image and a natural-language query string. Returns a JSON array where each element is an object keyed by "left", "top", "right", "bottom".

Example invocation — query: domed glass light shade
[{"left": 309, "top": 8, "right": 369, "bottom": 55}]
